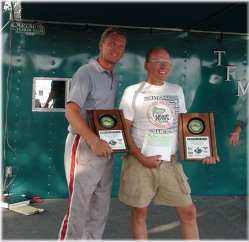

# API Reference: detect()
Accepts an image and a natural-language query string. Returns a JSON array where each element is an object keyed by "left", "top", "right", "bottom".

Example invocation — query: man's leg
[
  {"left": 119, "top": 155, "right": 157, "bottom": 240},
  {"left": 59, "top": 159, "right": 103, "bottom": 240},
  {"left": 59, "top": 135, "right": 104, "bottom": 240},
  {"left": 155, "top": 162, "right": 198, "bottom": 239},
  {"left": 85, "top": 159, "right": 113, "bottom": 239},
  {"left": 131, "top": 206, "right": 149, "bottom": 239},
  {"left": 176, "top": 204, "right": 199, "bottom": 239}
]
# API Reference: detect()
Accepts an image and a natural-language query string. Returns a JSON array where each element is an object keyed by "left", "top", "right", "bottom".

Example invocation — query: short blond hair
[{"left": 99, "top": 27, "right": 126, "bottom": 47}]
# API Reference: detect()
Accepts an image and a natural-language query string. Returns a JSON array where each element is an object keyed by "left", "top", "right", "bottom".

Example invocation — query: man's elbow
[
  {"left": 65, "top": 102, "right": 80, "bottom": 121},
  {"left": 65, "top": 103, "right": 72, "bottom": 121}
]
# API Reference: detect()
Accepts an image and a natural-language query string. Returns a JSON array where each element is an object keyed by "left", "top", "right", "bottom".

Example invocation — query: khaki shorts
[{"left": 119, "top": 154, "right": 193, "bottom": 208}]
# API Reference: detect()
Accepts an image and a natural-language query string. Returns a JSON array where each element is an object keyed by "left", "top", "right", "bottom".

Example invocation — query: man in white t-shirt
[{"left": 119, "top": 48, "right": 216, "bottom": 239}]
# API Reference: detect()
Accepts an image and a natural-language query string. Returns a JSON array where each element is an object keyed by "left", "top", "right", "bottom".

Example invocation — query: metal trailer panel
[{"left": 2, "top": 21, "right": 248, "bottom": 198}]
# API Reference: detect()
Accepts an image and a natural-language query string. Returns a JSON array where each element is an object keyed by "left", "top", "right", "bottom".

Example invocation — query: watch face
[
  {"left": 99, "top": 114, "right": 116, "bottom": 129},
  {"left": 187, "top": 118, "right": 205, "bottom": 134}
]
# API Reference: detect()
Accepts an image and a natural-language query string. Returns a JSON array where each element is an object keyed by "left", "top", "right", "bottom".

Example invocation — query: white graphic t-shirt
[{"left": 119, "top": 81, "right": 186, "bottom": 155}]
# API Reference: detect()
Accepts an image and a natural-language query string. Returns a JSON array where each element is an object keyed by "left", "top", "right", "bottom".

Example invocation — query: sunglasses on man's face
[{"left": 149, "top": 59, "right": 171, "bottom": 65}]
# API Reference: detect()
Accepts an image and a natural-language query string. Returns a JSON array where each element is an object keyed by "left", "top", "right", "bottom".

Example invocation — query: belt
[{"left": 160, "top": 154, "right": 177, "bottom": 164}]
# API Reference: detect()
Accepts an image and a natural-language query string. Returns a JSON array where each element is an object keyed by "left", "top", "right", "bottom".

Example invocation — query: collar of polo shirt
[{"left": 90, "top": 59, "right": 116, "bottom": 76}]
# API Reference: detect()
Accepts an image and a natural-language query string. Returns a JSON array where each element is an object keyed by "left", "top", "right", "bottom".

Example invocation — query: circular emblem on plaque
[
  {"left": 99, "top": 114, "right": 117, "bottom": 129},
  {"left": 187, "top": 118, "right": 205, "bottom": 134}
]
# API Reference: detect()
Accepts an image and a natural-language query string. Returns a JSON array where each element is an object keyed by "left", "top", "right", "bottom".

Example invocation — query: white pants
[{"left": 59, "top": 133, "right": 113, "bottom": 240}]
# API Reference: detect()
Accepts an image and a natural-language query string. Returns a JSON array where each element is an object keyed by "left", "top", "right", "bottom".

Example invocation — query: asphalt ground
[{"left": 1, "top": 196, "right": 248, "bottom": 240}]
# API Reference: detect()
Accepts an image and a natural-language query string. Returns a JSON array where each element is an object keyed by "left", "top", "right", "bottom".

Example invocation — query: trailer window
[{"left": 32, "top": 77, "right": 71, "bottom": 112}]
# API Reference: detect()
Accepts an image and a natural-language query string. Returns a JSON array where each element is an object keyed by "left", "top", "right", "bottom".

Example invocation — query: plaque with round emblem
[
  {"left": 87, "top": 109, "right": 129, "bottom": 152},
  {"left": 99, "top": 114, "right": 117, "bottom": 129},
  {"left": 187, "top": 118, "right": 205, "bottom": 134},
  {"left": 178, "top": 113, "right": 217, "bottom": 160}
]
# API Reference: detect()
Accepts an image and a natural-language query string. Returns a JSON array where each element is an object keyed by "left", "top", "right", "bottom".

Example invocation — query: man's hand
[
  {"left": 139, "top": 155, "right": 162, "bottom": 168},
  {"left": 229, "top": 131, "right": 240, "bottom": 146},
  {"left": 202, "top": 156, "right": 219, "bottom": 165},
  {"left": 90, "top": 139, "right": 112, "bottom": 158},
  {"left": 229, "top": 124, "right": 242, "bottom": 146}
]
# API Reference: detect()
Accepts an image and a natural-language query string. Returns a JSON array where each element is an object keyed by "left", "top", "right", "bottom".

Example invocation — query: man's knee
[
  {"left": 176, "top": 204, "right": 197, "bottom": 223},
  {"left": 132, "top": 207, "right": 148, "bottom": 223}
]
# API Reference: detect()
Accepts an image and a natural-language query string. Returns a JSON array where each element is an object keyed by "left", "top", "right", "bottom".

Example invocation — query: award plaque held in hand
[
  {"left": 178, "top": 112, "right": 218, "bottom": 161},
  {"left": 87, "top": 110, "right": 129, "bottom": 152}
]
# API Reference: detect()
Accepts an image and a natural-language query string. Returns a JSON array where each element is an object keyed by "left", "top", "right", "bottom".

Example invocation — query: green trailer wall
[{"left": 2, "top": 21, "right": 248, "bottom": 198}]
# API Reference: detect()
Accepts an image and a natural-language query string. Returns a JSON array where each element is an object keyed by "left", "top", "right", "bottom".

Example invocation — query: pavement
[{"left": 1, "top": 196, "right": 248, "bottom": 240}]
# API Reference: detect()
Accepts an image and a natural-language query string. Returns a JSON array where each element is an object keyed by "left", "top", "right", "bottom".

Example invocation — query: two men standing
[{"left": 59, "top": 28, "right": 217, "bottom": 240}]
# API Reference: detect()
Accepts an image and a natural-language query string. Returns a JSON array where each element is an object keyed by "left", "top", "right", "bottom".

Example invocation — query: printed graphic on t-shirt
[{"left": 145, "top": 95, "right": 180, "bottom": 133}]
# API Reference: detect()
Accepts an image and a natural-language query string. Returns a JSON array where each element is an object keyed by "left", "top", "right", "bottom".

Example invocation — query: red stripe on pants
[{"left": 59, "top": 134, "right": 80, "bottom": 240}]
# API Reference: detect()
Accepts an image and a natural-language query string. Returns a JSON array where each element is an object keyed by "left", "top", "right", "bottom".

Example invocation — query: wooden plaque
[
  {"left": 178, "top": 112, "right": 218, "bottom": 161},
  {"left": 87, "top": 109, "right": 129, "bottom": 153}
]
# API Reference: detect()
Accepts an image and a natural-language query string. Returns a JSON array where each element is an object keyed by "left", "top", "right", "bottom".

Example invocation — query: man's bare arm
[{"left": 229, "top": 123, "right": 242, "bottom": 146}]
